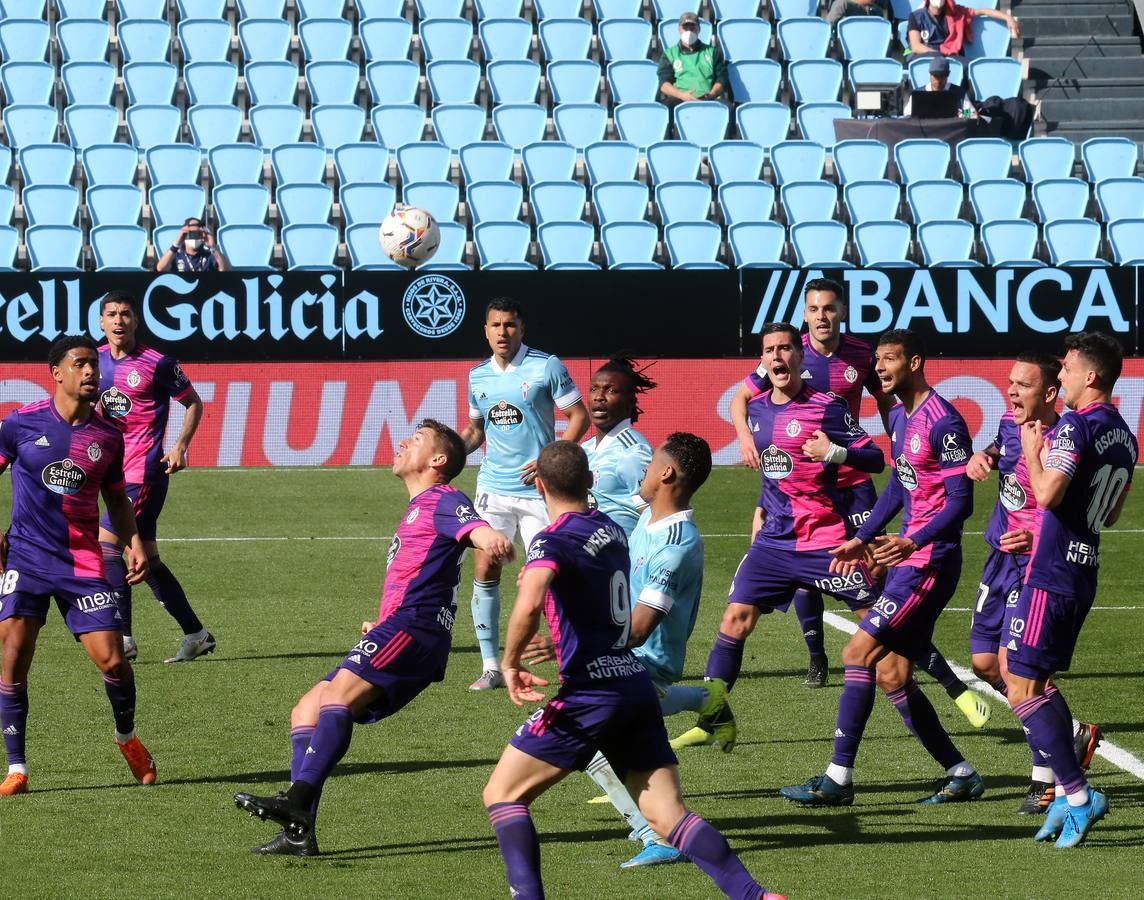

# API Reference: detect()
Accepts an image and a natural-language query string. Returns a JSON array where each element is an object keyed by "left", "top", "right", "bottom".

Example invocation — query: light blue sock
[
  {"left": 660, "top": 685, "right": 710, "bottom": 717},
  {"left": 471, "top": 579, "right": 501, "bottom": 671}
]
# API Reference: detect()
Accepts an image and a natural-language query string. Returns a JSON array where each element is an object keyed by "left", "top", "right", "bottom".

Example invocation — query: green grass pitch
[{"left": 1, "top": 467, "right": 1142, "bottom": 899}]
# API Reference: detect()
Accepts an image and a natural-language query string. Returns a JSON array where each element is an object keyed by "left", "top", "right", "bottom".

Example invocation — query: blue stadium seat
[
  {"left": 652, "top": 0, "right": 700, "bottom": 18},
  {"left": 593, "top": 181, "right": 648, "bottom": 225},
  {"left": 359, "top": 18, "right": 414, "bottom": 61},
  {"left": 427, "top": 59, "right": 481, "bottom": 104},
  {"left": 968, "top": 178, "right": 1025, "bottom": 224},
  {"left": 796, "top": 102, "right": 851, "bottom": 149},
  {"left": 963, "top": 17, "right": 1010, "bottom": 60},
  {"left": 419, "top": 18, "right": 473, "bottom": 62},
  {"left": 150, "top": 183, "right": 206, "bottom": 227},
  {"left": 955, "top": 137, "right": 1012, "bottom": 183},
  {"left": 119, "top": 0, "right": 167, "bottom": 16},
  {"left": 487, "top": 59, "right": 542, "bottom": 104},
  {"left": 417, "top": 0, "right": 466, "bottom": 15},
  {"left": 298, "top": 18, "right": 353, "bottom": 62},
  {"left": 1044, "top": 218, "right": 1106, "bottom": 266},
  {"left": 339, "top": 182, "right": 398, "bottom": 226},
  {"left": 282, "top": 223, "right": 340, "bottom": 270},
  {"left": 548, "top": 60, "right": 601, "bottom": 105},
  {"left": 121, "top": 62, "right": 177, "bottom": 105},
  {"left": 968, "top": 58, "right": 1022, "bottom": 103},
  {"left": 918, "top": 219, "right": 978, "bottom": 266},
  {"left": 431, "top": 103, "right": 487, "bottom": 153},
  {"left": 490, "top": 103, "right": 547, "bottom": 151},
  {"left": 250, "top": 104, "right": 305, "bottom": 152},
  {"left": 895, "top": 139, "right": 951, "bottom": 183},
  {"left": 1019, "top": 137, "right": 1076, "bottom": 182},
  {"left": 371, "top": 104, "right": 426, "bottom": 150},
  {"left": 477, "top": 0, "right": 526, "bottom": 14},
  {"left": 909, "top": 55, "right": 964, "bottom": 89},
  {"left": 299, "top": 0, "right": 354, "bottom": 16},
  {"left": 0, "top": 146, "right": 9, "bottom": 183},
  {"left": 83, "top": 145, "right": 140, "bottom": 186},
  {"left": 334, "top": 143, "right": 389, "bottom": 185},
  {"left": 178, "top": 0, "right": 228, "bottom": 14},
  {"left": 735, "top": 102, "right": 790, "bottom": 150},
  {"left": 468, "top": 179, "right": 523, "bottom": 225},
  {"left": 2, "top": 61, "right": 54, "bottom": 104},
  {"left": 607, "top": 60, "right": 659, "bottom": 104},
  {"left": 87, "top": 184, "right": 143, "bottom": 226},
  {"left": 1094, "top": 177, "right": 1144, "bottom": 222},
  {"left": 402, "top": 180, "right": 460, "bottom": 222},
  {"left": 178, "top": 19, "right": 232, "bottom": 63},
  {"left": 345, "top": 221, "right": 405, "bottom": 269},
  {"left": 0, "top": 226, "right": 20, "bottom": 271},
  {"left": 214, "top": 183, "right": 271, "bottom": 226},
  {"left": 245, "top": 61, "right": 299, "bottom": 105},
  {"left": 674, "top": 101, "right": 729, "bottom": 152},
  {"left": 460, "top": 141, "right": 514, "bottom": 185},
  {"left": 1082, "top": 137, "right": 1139, "bottom": 183},
  {"left": 272, "top": 144, "right": 327, "bottom": 185},
  {"left": 1032, "top": 178, "right": 1090, "bottom": 222},
  {"left": 146, "top": 144, "right": 203, "bottom": 185},
  {"left": 709, "top": 141, "right": 764, "bottom": 185},
  {"left": 980, "top": 219, "right": 1041, "bottom": 266},
  {"left": 598, "top": 18, "right": 653, "bottom": 62},
  {"left": 843, "top": 180, "right": 900, "bottom": 225},
  {"left": 238, "top": 18, "right": 292, "bottom": 62},
  {"left": 277, "top": 182, "right": 334, "bottom": 225},
  {"left": 474, "top": 220, "right": 535, "bottom": 269},
  {"left": 837, "top": 17, "right": 891, "bottom": 61},
  {"left": 776, "top": 17, "right": 830, "bottom": 61},
  {"left": 906, "top": 179, "right": 963, "bottom": 224},
  {"left": 57, "top": 18, "right": 110, "bottom": 63},
  {"left": 790, "top": 220, "right": 849, "bottom": 266},
  {"left": 538, "top": 220, "right": 599, "bottom": 270},
  {"left": 781, "top": 180, "right": 836, "bottom": 224},
  {"left": 523, "top": 141, "right": 577, "bottom": 184},
  {"left": 65, "top": 105, "right": 119, "bottom": 150},
  {"left": 601, "top": 220, "right": 661, "bottom": 269},
  {"left": 187, "top": 104, "right": 243, "bottom": 149},
  {"left": 218, "top": 223, "right": 276, "bottom": 270},
  {"left": 0, "top": 185, "right": 15, "bottom": 224},
  {"left": 657, "top": 18, "right": 714, "bottom": 51},
  {"left": 117, "top": 19, "right": 171, "bottom": 64},
  {"left": 7, "top": 0, "right": 49, "bottom": 15},
  {"left": 716, "top": 18, "right": 772, "bottom": 63},
  {"left": 0, "top": 19, "right": 50, "bottom": 62},
  {"left": 530, "top": 180, "right": 586, "bottom": 225},
  {"left": 397, "top": 141, "right": 451, "bottom": 184},
  {"left": 712, "top": 0, "right": 761, "bottom": 15},
  {"left": 595, "top": 0, "right": 641, "bottom": 14},
  {"left": 584, "top": 141, "right": 638, "bottom": 184},
  {"left": 615, "top": 102, "right": 670, "bottom": 152},
  {"left": 366, "top": 60, "right": 420, "bottom": 104},
  {"left": 238, "top": 0, "right": 285, "bottom": 14},
  {"left": 718, "top": 180, "right": 775, "bottom": 224},
  {"left": 772, "top": 0, "right": 817, "bottom": 16},
  {"left": 312, "top": 104, "right": 367, "bottom": 152},
  {"left": 789, "top": 59, "right": 843, "bottom": 102},
  {"left": 18, "top": 145, "right": 75, "bottom": 185},
  {"left": 833, "top": 140, "right": 888, "bottom": 184},
  {"left": 646, "top": 141, "right": 701, "bottom": 184},
  {"left": 538, "top": 18, "right": 593, "bottom": 61},
  {"left": 655, "top": 180, "right": 710, "bottom": 226},
  {"left": 23, "top": 184, "right": 81, "bottom": 225},
  {"left": 553, "top": 103, "right": 608, "bottom": 151},
  {"left": 124, "top": 104, "right": 181, "bottom": 149},
  {"left": 479, "top": 17, "right": 533, "bottom": 61},
  {"left": 854, "top": 220, "right": 913, "bottom": 267},
  {"left": 727, "top": 59, "right": 781, "bottom": 103},
  {"left": 665, "top": 221, "right": 727, "bottom": 268},
  {"left": 210, "top": 144, "right": 265, "bottom": 185},
  {"left": 728, "top": 220, "right": 787, "bottom": 267},
  {"left": 26, "top": 225, "right": 84, "bottom": 270},
  {"left": 3, "top": 105, "right": 57, "bottom": 148},
  {"left": 770, "top": 140, "right": 825, "bottom": 184},
  {"left": 1108, "top": 218, "right": 1144, "bottom": 265},
  {"left": 306, "top": 61, "right": 359, "bottom": 106},
  {"left": 848, "top": 59, "right": 904, "bottom": 95},
  {"left": 185, "top": 61, "right": 239, "bottom": 104}
]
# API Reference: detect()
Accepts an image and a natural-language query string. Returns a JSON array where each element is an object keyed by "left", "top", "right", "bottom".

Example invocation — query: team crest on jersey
[
  {"left": 42, "top": 458, "right": 87, "bottom": 495},
  {"left": 843, "top": 365, "right": 858, "bottom": 384},
  {"left": 785, "top": 419, "right": 802, "bottom": 438},
  {"left": 489, "top": 400, "right": 524, "bottom": 432},
  {"left": 386, "top": 535, "right": 401, "bottom": 568},
  {"left": 761, "top": 444, "right": 794, "bottom": 479},
  {"left": 126, "top": 369, "right": 141, "bottom": 388},
  {"left": 100, "top": 386, "right": 132, "bottom": 419},
  {"left": 405, "top": 506, "right": 420, "bottom": 525},
  {"left": 87, "top": 442, "right": 103, "bottom": 462},
  {"left": 896, "top": 454, "right": 919, "bottom": 491},
  {"left": 909, "top": 434, "right": 921, "bottom": 454},
  {"left": 521, "top": 381, "right": 530, "bottom": 401},
  {"left": 999, "top": 473, "right": 1027, "bottom": 511}
]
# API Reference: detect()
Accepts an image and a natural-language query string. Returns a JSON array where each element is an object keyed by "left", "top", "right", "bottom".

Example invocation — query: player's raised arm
[
  {"left": 802, "top": 401, "right": 885, "bottom": 473},
  {"left": 162, "top": 388, "right": 203, "bottom": 475},
  {"left": 1020, "top": 419, "right": 1071, "bottom": 510},
  {"left": 460, "top": 416, "right": 486, "bottom": 455},
  {"left": 468, "top": 525, "right": 515, "bottom": 565},
  {"left": 559, "top": 398, "right": 589, "bottom": 444},
  {"left": 501, "top": 564, "right": 553, "bottom": 705},
  {"left": 729, "top": 381, "right": 760, "bottom": 469},
  {"left": 967, "top": 443, "right": 1000, "bottom": 482}
]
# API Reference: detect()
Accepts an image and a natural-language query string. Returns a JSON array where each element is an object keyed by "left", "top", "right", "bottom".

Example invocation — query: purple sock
[
  {"left": 0, "top": 681, "right": 29, "bottom": 765},
  {"left": 101, "top": 541, "right": 132, "bottom": 635},
  {"left": 917, "top": 644, "right": 966, "bottom": 699},
  {"left": 289, "top": 726, "right": 313, "bottom": 782},
  {"left": 1013, "top": 692, "right": 1086, "bottom": 795},
  {"left": 831, "top": 665, "right": 876, "bottom": 767},
  {"left": 667, "top": 811, "right": 764, "bottom": 900},
  {"left": 886, "top": 679, "right": 963, "bottom": 770},
  {"left": 1044, "top": 686, "right": 1088, "bottom": 783},
  {"left": 293, "top": 704, "right": 354, "bottom": 804},
  {"left": 704, "top": 631, "right": 746, "bottom": 691},
  {"left": 487, "top": 802, "right": 544, "bottom": 900},
  {"left": 793, "top": 589, "right": 826, "bottom": 658},
  {"left": 102, "top": 666, "right": 137, "bottom": 735},
  {"left": 146, "top": 559, "right": 203, "bottom": 635}
]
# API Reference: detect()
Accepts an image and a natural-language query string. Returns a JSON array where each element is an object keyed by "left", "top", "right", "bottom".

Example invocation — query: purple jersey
[
  {"left": 0, "top": 400, "right": 126, "bottom": 579},
  {"left": 377, "top": 485, "right": 486, "bottom": 633},
  {"left": 98, "top": 343, "right": 194, "bottom": 485},
  {"left": 747, "top": 385, "right": 880, "bottom": 551},
  {"left": 1025, "top": 402, "right": 1136, "bottom": 598},
  {"left": 523, "top": 509, "right": 645, "bottom": 687},
  {"left": 983, "top": 412, "right": 1058, "bottom": 551}
]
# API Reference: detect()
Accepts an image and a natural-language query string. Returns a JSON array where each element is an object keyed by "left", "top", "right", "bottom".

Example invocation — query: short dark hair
[
  {"left": 1015, "top": 351, "right": 1061, "bottom": 391},
  {"left": 878, "top": 328, "right": 925, "bottom": 364},
  {"left": 183, "top": 216, "right": 203, "bottom": 226},
  {"left": 803, "top": 277, "right": 845, "bottom": 303},
  {"left": 594, "top": 355, "right": 657, "bottom": 423},
  {"left": 100, "top": 290, "right": 137, "bottom": 314},
  {"left": 760, "top": 321, "right": 802, "bottom": 346},
  {"left": 537, "top": 440, "right": 592, "bottom": 502},
  {"left": 485, "top": 297, "right": 523, "bottom": 321},
  {"left": 48, "top": 334, "right": 98, "bottom": 370},
  {"left": 662, "top": 432, "right": 712, "bottom": 498},
  {"left": 417, "top": 418, "right": 466, "bottom": 481},
  {"left": 1064, "top": 332, "right": 1123, "bottom": 390}
]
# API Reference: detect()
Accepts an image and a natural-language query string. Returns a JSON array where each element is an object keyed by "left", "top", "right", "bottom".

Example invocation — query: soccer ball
[{"left": 379, "top": 204, "right": 440, "bottom": 269}]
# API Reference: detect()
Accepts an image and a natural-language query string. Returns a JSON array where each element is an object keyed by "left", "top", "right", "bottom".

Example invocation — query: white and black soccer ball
[{"left": 379, "top": 204, "right": 441, "bottom": 269}]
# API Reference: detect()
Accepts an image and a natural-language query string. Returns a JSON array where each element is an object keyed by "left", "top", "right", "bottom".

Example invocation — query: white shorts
[{"left": 476, "top": 491, "right": 549, "bottom": 549}]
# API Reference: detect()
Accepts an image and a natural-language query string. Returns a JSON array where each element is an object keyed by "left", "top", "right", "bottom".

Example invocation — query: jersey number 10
[{"left": 1087, "top": 464, "right": 1129, "bottom": 534}]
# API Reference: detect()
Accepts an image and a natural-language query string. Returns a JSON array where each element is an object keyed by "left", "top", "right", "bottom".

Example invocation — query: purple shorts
[
  {"left": 728, "top": 543, "right": 880, "bottom": 613},
  {"left": 969, "top": 547, "right": 1028, "bottom": 655},
  {"left": 509, "top": 677, "right": 677, "bottom": 776},
  {"left": 324, "top": 619, "right": 450, "bottom": 725},
  {"left": 837, "top": 480, "right": 878, "bottom": 535},
  {"left": 100, "top": 480, "right": 169, "bottom": 542},
  {"left": 1004, "top": 584, "right": 1095, "bottom": 681},
  {"left": 859, "top": 550, "right": 962, "bottom": 661},
  {"left": 0, "top": 564, "right": 122, "bottom": 637}
]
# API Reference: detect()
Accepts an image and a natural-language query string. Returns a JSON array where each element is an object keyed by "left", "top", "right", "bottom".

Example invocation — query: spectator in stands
[
  {"left": 156, "top": 217, "right": 230, "bottom": 273},
  {"left": 825, "top": 0, "right": 887, "bottom": 24},
  {"left": 657, "top": 12, "right": 728, "bottom": 108},
  {"left": 902, "top": 55, "right": 975, "bottom": 116},
  {"left": 907, "top": 0, "right": 1020, "bottom": 57}
]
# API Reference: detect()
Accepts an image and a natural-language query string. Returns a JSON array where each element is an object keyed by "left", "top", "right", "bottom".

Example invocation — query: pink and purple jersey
[
  {"left": 523, "top": 509, "right": 646, "bottom": 687},
  {"left": 747, "top": 385, "right": 883, "bottom": 552},
  {"left": 1025, "top": 402, "right": 1136, "bottom": 598},
  {"left": 376, "top": 484, "right": 486, "bottom": 634},
  {"left": 98, "top": 343, "right": 194, "bottom": 485},
  {"left": 983, "top": 412, "right": 1058, "bottom": 550},
  {"left": 0, "top": 400, "right": 126, "bottom": 578}
]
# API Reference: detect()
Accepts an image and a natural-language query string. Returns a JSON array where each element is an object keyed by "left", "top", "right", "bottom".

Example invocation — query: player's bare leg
[
  {"left": 470, "top": 551, "right": 506, "bottom": 691},
  {"left": 0, "top": 616, "right": 40, "bottom": 795}
]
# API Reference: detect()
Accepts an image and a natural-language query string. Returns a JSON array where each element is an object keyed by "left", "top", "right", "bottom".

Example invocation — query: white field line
[
  {"left": 158, "top": 531, "right": 1144, "bottom": 541},
  {"left": 821, "top": 610, "right": 1144, "bottom": 781}
]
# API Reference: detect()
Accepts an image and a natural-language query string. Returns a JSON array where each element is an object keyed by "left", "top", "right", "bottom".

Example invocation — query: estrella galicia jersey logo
[
  {"left": 100, "top": 386, "right": 132, "bottom": 420},
  {"left": 402, "top": 275, "right": 466, "bottom": 339},
  {"left": 896, "top": 455, "right": 919, "bottom": 491},
  {"left": 999, "top": 473, "right": 1027, "bottom": 512},
  {"left": 586, "top": 491, "right": 599, "bottom": 510},
  {"left": 42, "top": 458, "right": 87, "bottom": 495},
  {"left": 761, "top": 444, "right": 794, "bottom": 479},
  {"left": 386, "top": 535, "right": 401, "bottom": 568},
  {"left": 489, "top": 399, "right": 524, "bottom": 432}
]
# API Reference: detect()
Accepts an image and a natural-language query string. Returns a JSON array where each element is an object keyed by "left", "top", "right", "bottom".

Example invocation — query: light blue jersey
[
  {"left": 468, "top": 343, "right": 581, "bottom": 498},
  {"left": 630, "top": 508, "right": 705, "bottom": 687},
  {"left": 583, "top": 419, "right": 652, "bottom": 537}
]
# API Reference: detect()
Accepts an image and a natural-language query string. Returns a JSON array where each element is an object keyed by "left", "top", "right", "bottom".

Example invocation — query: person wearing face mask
[
  {"left": 156, "top": 217, "right": 230, "bottom": 273},
  {"left": 657, "top": 12, "right": 728, "bottom": 108},
  {"left": 907, "top": 0, "right": 1020, "bottom": 58}
]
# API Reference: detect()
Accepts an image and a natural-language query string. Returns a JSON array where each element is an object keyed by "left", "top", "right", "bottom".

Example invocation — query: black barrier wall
[{"left": 0, "top": 267, "right": 1138, "bottom": 361}]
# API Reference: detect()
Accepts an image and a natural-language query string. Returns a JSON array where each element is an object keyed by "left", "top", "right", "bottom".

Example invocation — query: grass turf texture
[{"left": 1, "top": 467, "right": 1142, "bottom": 899}]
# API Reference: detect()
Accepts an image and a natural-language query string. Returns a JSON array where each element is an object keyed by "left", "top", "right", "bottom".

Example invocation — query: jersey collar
[
  {"left": 489, "top": 343, "right": 529, "bottom": 374},
  {"left": 593, "top": 418, "right": 634, "bottom": 451},
  {"left": 644, "top": 508, "right": 693, "bottom": 533}
]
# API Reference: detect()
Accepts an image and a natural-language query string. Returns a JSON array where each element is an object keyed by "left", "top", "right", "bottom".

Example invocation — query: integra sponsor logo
[
  {"left": 999, "top": 473, "right": 1027, "bottom": 512},
  {"left": 489, "top": 400, "right": 524, "bottom": 432},
  {"left": 761, "top": 444, "right": 793, "bottom": 479},
  {"left": 896, "top": 454, "right": 919, "bottom": 491},
  {"left": 941, "top": 432, "right": 967, "bottom": 463},
  {"left": 100, "top": 386, "right": 132, "bottom": 419},
  {"left": 42, "top": 458, "right": 86, "bottom": 494}
]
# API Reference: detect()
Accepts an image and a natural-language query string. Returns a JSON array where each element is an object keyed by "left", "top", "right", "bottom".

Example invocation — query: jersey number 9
[{"left": 609, "top": 570, "right": 631, "bottom": 649}]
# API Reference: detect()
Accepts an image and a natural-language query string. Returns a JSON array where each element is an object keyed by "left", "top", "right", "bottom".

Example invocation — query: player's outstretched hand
[
  {"left": 519, "top": 459, "right": 539, "bottom": 486},
  {"left": 870, "top": 534, "right": 918, "bottom": 567},
  {"left": 998, "top": 528, "right": 1033, "bottom": 555},
  {"left": 505, "top": 667, "right": 549, "bottom": 706},
  {"left": 124, "top": 542, "right": 149, "bottom": 585},
  {"left": 521, "top": 633, "right": 555, "bottom": 665},
  {"left": 161, "top": 445, "right": 189, "bottom": 475},
  {"left": 738, "top": 433, "right": 760, "bottom": 470},
  {"left": 801, "top": 429, "right": 833, "bottom": 462},
  {"left": 966, "top": 450, "right": 994, "bottom": 482},
  {"left": 361, "top": 620, "right": 374, "bottom": 635},
  {"left": 829, "top": 537, "right": 866, "bottom": 575}
]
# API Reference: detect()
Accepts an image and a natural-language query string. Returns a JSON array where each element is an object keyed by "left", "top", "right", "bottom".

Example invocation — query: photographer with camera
[{"left": 156, "top": 217, "right": 230, "bottom": 273}]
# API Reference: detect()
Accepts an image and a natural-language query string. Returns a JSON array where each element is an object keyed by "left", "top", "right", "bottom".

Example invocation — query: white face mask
[
  {"left": 930, "top": 0, "right": 944, "bottom": 9},
  {"left": 680, "top": 30, "right": 696, "bottom": 47},
  {"left": 185, "top": 239, "right": 201, "bottom": 252}
]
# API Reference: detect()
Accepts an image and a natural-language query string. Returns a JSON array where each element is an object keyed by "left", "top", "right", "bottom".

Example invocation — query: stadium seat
[
  {"left": 665, "top": 221, "right": 727, "bottom": 269},
  {"left": 833, "top": 140, "right": 889, "bottom": 184},
  {"left": 772, "top": 0, "right": 817, "bottom": 16},
  {"left": 1094, "top": 177, "right": 1144, "bottom": 222},
  {"left": 598, "top": 18, "right": 653, "bottom": 62},
  {"left": 26, "top": 225, "right": 84, "bottom": 270},
  {"left": 0, "top": 147, "right": 9, "bottom": 183},
  {"left": 366, "top": 60, "right": 420, "bottom": 104},
  {"left": 1032, "top": 178, "right": 1090, "bottom": 223},
  {"left": 727, "top": 59, "right": 782, "bottom": 103},
  {"left": 1107, "top": 218, "right": 1144, "bottom": 265},
  {"left": 359, "top": 17, "right": 415, "bottom": 62},
  {"left": 345, "top": 221, "right": 406, "bottom": 269},
  {"left": 980, "top": 218, "right": 1041, "bottom": 266},
  {"left": 789, "top": 59, "right": 843, "bottom": 103},
  {"left": 57, "top": 18, "right": 110, "bottom": 63},
  {"left": 1019, "top": 137, "right": 1076, "bottom": 183},
  {"left": 218, "top": 223, "right": 276, "bottom": 270},
  {"left": 179, "top": 0, "right": 227, "bottom": 14},
  {"left": 426, "top": 59, "right": 481, "bottom": 104},
  {"left": 728, "top": 220, "right": 787, "bottom": 267},
  {"left": 0, "top": 19, "right": 50, "bottom": 62},
  {"left": 238, "top": 18, "right": 292, "bottom": 62},
  {"left": 716, "top": 18, "right": 772, "bottom": 63},
  {"left": 9, "top": 0, "right": 50, "bottom": 14},
  {"left": 796, "top": 102, "right": 851, "bottom": 149},
  {"left": 674, "top": 101, "right": 729, "bottom": 152},
  {"left": 601, "top": 220, "right": 661, "bottom": 269},
  {"left": 459, "top": 142, "right": 514, "bottom": 185},
  {"left": 18, "top": 145, "right": 75, "bottom": 186},
  {"left": 963, "top": 17, "right": 1010, "bottom": 60},
  {"left": 210, "top": 144, "right": 266, "bottom": 185},
  {"left": 487, "top": 59, "right": 542, "bottom": 104},
  {"left": 312, "top": 105, "right": 367, "bottom": 152},
  {"left": 178, "top": 19, "right": 232, "bottom": 63},
  {"left": 119, "top": 0, "right": 167, "bottom": 16},
  {"left": 646, "top": 141, "right": 702, "bottom": 185},
  {"left": 3, "top": 105, "right": 57, "bottom": 148},
  {"left": 87, "top": 184, "right": 144, "bottom": 226},
  {"left": 712, "top": 0, "right": 761, "bottom": 15},
  {"left": 23, "top": 184, "right": 80, "bottom": 226},
  {"left": 848, "top": 59, "right": 904, "bottom": 95},
  {"left": 431, "top": 103, "right": 487, "bottom": 154},
  {"left": 523, "top": 141, "right": 577, "bottom": 184},
  {"left": 298, "top": 18, "right": 353, "bottom": 62},
  {"left": 547, "top": 60, "right": 601, "bottom": 105},
  {"left": 593, "top": 181, "right": 648, "bottom": 225},
  {"left": 652, "top": 0, "right": 700, "bottom": 19},
  {"left": 894, "top": 139, "right": 951, "bottom": 183},
  {"left": 121, "top": 62, "right": 177, "bottom": 106},
  {"left": 553, "top": 103, "right": 608, "bottom": 151},
  {"left": 538, "top": 18, "right": 593, "bottom": 61},
  {"left": 282, "top": 223, "right": 340, "bottom": 270},
  {"left": 535, "top": 0, "right": 581, "bottom": 15},
  {"left": 272, "top": 144, "right": 327, "bottom": 185},
  {"left": 776, "top": 18, "right": 830, "bottom": 61},
  {"left": 125, "top": 105, "right": 181, "bottom": 150},
  {"left": 836, "top": 16, "right": 891, "bottom": 60},
  {"left": 185, "top": 61, "right": 239, "bottom": 105},
  {"left": 718, "top": 180, "right": 775, "bottom": 225},
  {"left": 468, "top": 180, "right": 523, "bottom": 225},
  {"left": 334, "top": 143, "right": 389, "bottom": 186},
  {"left": 770, "top": 140, "right": 825, "bottom": 184},
  {"left": 615, "top": 102, "right": 670, "bottom": 152},
  {"left": 968, "top": 178, "right": 1026, "bottom": 224},
  {"left": 214, "top": 183, "right": 271, "bottom": 226},
  {"left": 277, "top": 183, "right": 334, "bottom": 225},
  {"left": 419, "top": 18, "right": 473, "bottom": 62},
  {"left": 854, "top": 220, "right": 914, "bottom": 267},
  {"left": 491, "top": 103, "right": 547, "bottom": 152},
  {"left": 339, "top": 182, "right": 398, "bottom": 226},
  {"left": 149, "top": 183, "right": 206, "bottom": 227},
  {"left": 238, "top": 0, "right": 287, "bottom": 14},
  {"left": 402, "top": 180, "right": 460, "bottom": 222},
  {"left": 709, "top": 141, "right": 764, "bottom": 185},
  {"left": 417, "top": 0, "right": 466, "bottom": 15},
  {"left": 146, "top": 145, "right": 203, "bottom": 185},
  {"left": 0, "top": 185, "right": 15, "bottom": 225},
  {"left": 187, "top": 104, "right": 243, "bottom": 149},
  {"left": 584, "top": 141, "right": 639, "bottom": 184},
  {"left": 735, "top": 102, "right": 791, "bottom": 150},
  {"left": 1044, "top": 218, "right": 1106, "bottom": 266},
  {"left": 1082, "top": 137, "right": 1140, "bottom": 183},
  {"left": 538, "top": 220, "right": 599, "bottom": 270},
  {"left": 397, "top": 141, "right": 451, "bottom": 185},
  {"left": 474, "top": 220, "right": 535, "bottom": 269},
  {"left": 422, "top": 226, "right": 472, "bottom": 270},
  {"left": 306, "top": 61, "right": 359, "bottom": 106},
  {"left": 655, "top": 181, "right": 710, "bottom": 226},
  {"left": 843, "top": 180, "right": 900, "bottom": 225},
  {"left": 906, "top": 179, "right": 963, "bottom": 224},
  {"left": 250, "top": 104, "right": 305, "bottom": 152},
  {"left": 781, "top": 180, "right": 837, "bottom": 224},
  {"left": 657, "top": 18, "right": 714, "bottom": 51},
  {"left": 909, "top": 54, "right": 964, "bottom": 90},
  {"left": 918, "top": 219, "right": 978, "bottom": 266},
  {"left": 83, "top": 145, "right": 141, "bottom": 187},
  {"left": 298, "top": 0, "right": 353, "bottom": 14},
  {"left": 955, "top": 137, "right": 1012, "bottom": 183},
  {"left": 530, "top": 180, "right": 586, "bottom": 225},
  {"left": 64, "top": 105, "right": 120, "bottom": 150},
  {"left": 3, "top": 61, "right": 55, "bottom": 105},
  {"left": 244, "top": 61, "right": 299, "bottom": 105},
  {"left": 91, "top": 225, "right": 149, "bottom": 270},
  {"left": 608, "top": 60, "right": 659, "bottom": 104},
  {"left": 117, "top": 19, "right": 171, "bottom": 64},
  {"left": 479, "top": 17, "right": 533, "bottom": 61},
  {"left": 968, "top": 58, "right": 1022, "bottom": 104},
  {"left": 371, "top": 104, "right": 427, "bottom": 150},
  {"left": 0, "top": 226, "right": 19, "bottom": 271},
  {"left": 790, "top": 220, "right": 848, "bottom": 266},
  {"left": 595, "top": 0, "right": 641, "bottom": 13}
]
